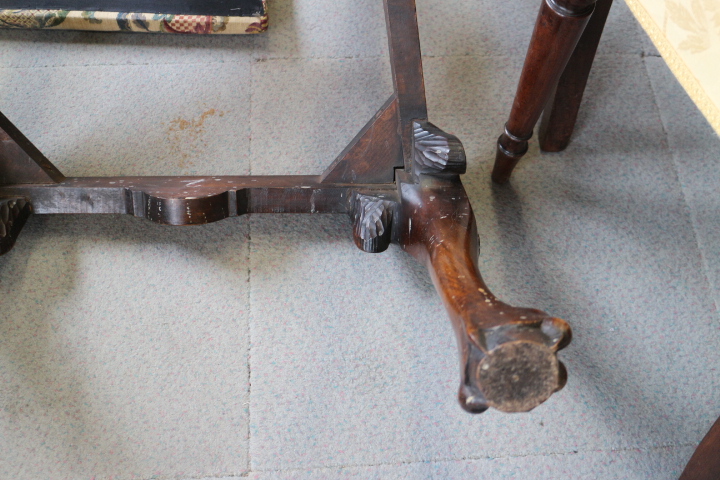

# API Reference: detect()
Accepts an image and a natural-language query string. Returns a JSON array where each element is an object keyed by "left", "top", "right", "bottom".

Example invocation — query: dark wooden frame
[{"left": 0, "top": 0, "right": 571, "bottom": 413}]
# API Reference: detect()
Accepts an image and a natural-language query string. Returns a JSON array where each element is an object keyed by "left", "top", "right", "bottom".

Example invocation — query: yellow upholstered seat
[{"left": 626, "top": 0, "right": 720, "bottom": 135}]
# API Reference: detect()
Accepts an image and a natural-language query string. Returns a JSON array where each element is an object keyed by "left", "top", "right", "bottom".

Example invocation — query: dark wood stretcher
[{"left": 0, "top": 0, "right": 571, "bottom": 414}]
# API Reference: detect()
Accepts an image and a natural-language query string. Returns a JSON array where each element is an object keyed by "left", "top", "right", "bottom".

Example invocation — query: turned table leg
[{"left": 492, "top": 0, "right": 597, "bottom": 184}]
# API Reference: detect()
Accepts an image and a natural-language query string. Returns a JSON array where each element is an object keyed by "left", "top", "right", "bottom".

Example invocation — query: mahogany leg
[
  {"left": 492, "top": 0, "right": 597, "bottom": 184},
  {"left": 396, "top": 171, "right": 570, "bottom": 412},
  {"left": 539, "top": 0, "right": 613, "bottom": 152},
  {"left": 350, "top": 122, "right": 572, "bottom": 413},
  {"left": 679, "top": 416, "right": 720, "bottom": 480}
]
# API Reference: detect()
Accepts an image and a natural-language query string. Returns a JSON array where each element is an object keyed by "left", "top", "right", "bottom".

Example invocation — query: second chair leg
[
  {"left": 492, "top": 0, "right": 597, "bottom": 184},
  {"left": 539, "top": 0, "right": 613, "bottom": 152}
]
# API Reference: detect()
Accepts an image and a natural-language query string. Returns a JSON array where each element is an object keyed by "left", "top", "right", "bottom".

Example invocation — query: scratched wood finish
[
  {"left": 539, "top": 0, "right": 614, "bottom": 152},
  {"left": 0, "top": 176, "right": 399, "bottom": 224},
  {"left": 0, "top": 0, "right": 573, "bottom": 414},
  {"left": 350, "top": 123, "right": 572, "bottom": 413},
  {"left": 679, "top": 415, "right": 720, "bottom": 480},
  {"left": 492, "top": 0, "right": 596, "bottom": 184}
]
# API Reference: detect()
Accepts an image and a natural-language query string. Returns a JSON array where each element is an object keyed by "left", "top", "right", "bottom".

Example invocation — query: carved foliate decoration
[
  {"left": 412, "top": 121, "right": 466, "bottom": 175},
  {"left": 352, "top": 194, "right": 395, "bottom": 253},
  {"left": 0, "top": 197, "right": 31, "bottom": 255}
]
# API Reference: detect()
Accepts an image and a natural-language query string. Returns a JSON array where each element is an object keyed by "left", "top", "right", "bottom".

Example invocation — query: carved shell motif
[{"left": 412, "top": 121, "right": 466, "bottom": 175}]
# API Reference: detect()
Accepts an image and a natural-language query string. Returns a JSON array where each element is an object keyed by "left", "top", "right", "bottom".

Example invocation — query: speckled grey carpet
[{"left": 0, "top": 0, "right": 718, "bottom": 478}]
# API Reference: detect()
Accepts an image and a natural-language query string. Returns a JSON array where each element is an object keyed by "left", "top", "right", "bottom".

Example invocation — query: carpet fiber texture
[{"left": 0, "top": 0, "right": 718, "bottom": 478}]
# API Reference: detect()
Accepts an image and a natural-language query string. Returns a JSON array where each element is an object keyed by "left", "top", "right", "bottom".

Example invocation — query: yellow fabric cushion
[{"left": 625, "top": 0, "right": 720, "bottom": 135}]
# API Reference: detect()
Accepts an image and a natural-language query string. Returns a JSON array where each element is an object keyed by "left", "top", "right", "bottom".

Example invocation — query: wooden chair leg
[
  {"left": 398, "top": 123, "right": 570, "bottom": 413},
  {"left": 679, "top": 415, "right": 720, "bottom": 480},
  {"left": 353, "top": 122, "right": 572, "bottom": 413},
  {"left": 539, "top": 0, "right": 613, "bottom": 152},
  {"left": 397, "top": 170, "right": 571, "bottom": 413},
  {"left": 492, "top": 0, "right": 597, "bottom": 184}
]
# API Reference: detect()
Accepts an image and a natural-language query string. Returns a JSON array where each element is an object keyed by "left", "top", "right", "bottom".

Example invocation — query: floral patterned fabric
[
  {"left": 0, "top": 3, "right": 267, "bottom": 34},
  {"left": 626, "top": 0, "right": 720, "bottom": 135}
]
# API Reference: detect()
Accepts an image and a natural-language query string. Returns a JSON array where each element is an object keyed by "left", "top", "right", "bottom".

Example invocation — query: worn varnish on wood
[{"left": 0, "top": 0, "right": 571, "bottom": 414}]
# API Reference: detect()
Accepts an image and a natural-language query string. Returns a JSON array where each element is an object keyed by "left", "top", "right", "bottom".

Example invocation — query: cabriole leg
[
  {"left": 348, "top": 122, "right": 572, "bottom": 413},
  {"left": 397, "top": 172, "right": 570, "bottom": 412}
]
